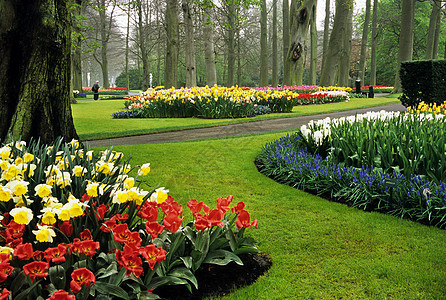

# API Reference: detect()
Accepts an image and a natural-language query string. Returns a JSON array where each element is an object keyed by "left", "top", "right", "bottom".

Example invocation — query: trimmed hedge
[{"left": 399, "top": 60, "right": 446, "bottom": 108}]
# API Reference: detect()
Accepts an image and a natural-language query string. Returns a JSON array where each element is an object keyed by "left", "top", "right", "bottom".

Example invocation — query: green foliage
[
  {"left": 399, "top": 60, "right": 446, "bottom": 107},
  {"left": 115, "top": 68, "right": 144, "bottom": 90}
]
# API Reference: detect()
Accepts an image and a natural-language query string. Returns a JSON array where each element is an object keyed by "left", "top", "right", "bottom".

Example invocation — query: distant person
[{"left": 92, "top": 81, "right": 100, "bottom": 100}]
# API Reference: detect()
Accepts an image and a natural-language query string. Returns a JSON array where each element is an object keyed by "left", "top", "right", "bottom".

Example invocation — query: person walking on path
[{"left": 92, "top": 81, "right": 100, "bottom": 100}]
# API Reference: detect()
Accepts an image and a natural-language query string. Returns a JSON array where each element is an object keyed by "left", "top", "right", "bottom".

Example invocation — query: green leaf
[
  {"left": 49, "top": 265, "right": 66, "bottom": 290},
  {"left": 94, "top": 281, "right": 130, "bottom": 300},
  {"left": 203, "top": 249, "right": 243, "bottom": 266},
  {"left": 11, "top": 270, "right": 27, "bottom": 295},
  {"left": 14, "top": 279, "right": 41, "bottom": 300},
  {"left": 180, "top": 256, "right": 193, "bottom": 269},
  {"left": 169, "top": 267, "right": 198, "bottom": 289}
]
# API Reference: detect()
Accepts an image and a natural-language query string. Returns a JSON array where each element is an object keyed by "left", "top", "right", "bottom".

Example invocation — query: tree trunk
[
  {"left": 98, "top": 0, "right": 110, "bottom": 88},
  {"left": 138, "top": 0, "right": 150, "bottom": 90},
  {"left": 203, "top": 10, "right": 217, "bottom": 86},
  {"left": 226, "top": 0, "right": 236, "bottom": 87},
  {"left": 125, "top": 1, "right": 131, "bottom": 91},
  {"left": 319, "top": 0, "right": 352, "bottom": 86},
  {"left": 237, "top": 27, "right": 242, "bottom": 85},
  {"left": 165, "top": 0, "right": 179, "bottom": 88},
  {"left": 358, "top": 0, "right": 371, "bottom": 84},
  {"left": 71, "top": 0, "right": 83, "bottom": 91},
  {"left": 392, "top": 0, "right": 415, "bottom": 93},
  {"left": 288, "top": 0, "right": 315, "bottom": 86},
  {"left": 425, "top": 0, "right": 441, "bottom": 59},
  {"left": 272, "top": 0, "right": 279, "bottom": 87},
  {"left": 156, "top": 0, "right": 162, "bottom": 86},
  {"left": 260, "top": 0, "right": 268, "bottom": 87},
  {"left": 337, "top": 7, "right": 352, "bottom": 86},
  {"left": 370, "top": 0, "right": 378, "bottom": 86},
  {"left": 182, "top": 0, "right": 197, "bottom": 87},
  {"left": 308, "top": 0, "right": 317, "bottom": 85},
  {"left": 0, "top": 0, "right": 78, "bottom": 144},
  {"left": 282, "top": 0, "right": 290, "bottom": 85},
  {"left": 321, "top": 0, "right": 330, "bottom": 72}
]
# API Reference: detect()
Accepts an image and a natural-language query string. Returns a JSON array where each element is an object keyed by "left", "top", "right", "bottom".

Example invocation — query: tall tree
[
  {"left": 358, "top": 0, "right": 371, "bottom": 84},
  {"left": 287, "top": 0, "right": 315, "bottom": 86},
  {"left": 165, "top": 0, "right": 179, "bottom": 88},
  {"left": 369, "top": 0, "right": 378, "bottom": 86},
  {"left": 182, "top": 0, "right": 197, "bottom": 87},
  {"left": 137, "top": 0, "right": 150, "bottom": 90},
  {"left": 72, "top": 0, "right": 85, "bottom": 92},
  {"left": 308, "top": 0, "right": 317, "bottom": 85},
  {"left": 337, "top": 6, "right": 352, "bottom": 86},
  {"left": 282, "top": 0, "right": 290, "bottom": 85},
  {"left": 0, "top": 0, "right": 78, "bottom": 143},
  {"left": 425, "top": 0, "right": 442, "bottom": 59},
  {"left": 321, "top": 0, "right": 330, "bottom": 71},
  {"left": 272, "top": 0, "right": 279, "bottom": 86},
  {"left": 319, "top": 0, "right": 353, "bottom": 86},
  {"left": 392, "top": 0, "right": 415, "bottom": 93},
  {"left": 226, "top": 0, "right": 237, "bottom": 86},
  {"left": 260, "top": 0, "right": 268, "bottom": 86},
  {"left": 203, "top": 9, "right": 217, "bottom": 86}
]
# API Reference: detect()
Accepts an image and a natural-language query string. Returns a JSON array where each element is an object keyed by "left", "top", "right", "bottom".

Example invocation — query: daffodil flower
[
  {"left": 10, "top": 207, "right": 33, "bottom": 225},
  {"left": 32, "top": 224, "right": 56, "bottom": 243}
]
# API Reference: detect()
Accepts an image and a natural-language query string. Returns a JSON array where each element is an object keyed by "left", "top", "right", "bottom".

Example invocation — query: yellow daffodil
[
  {"left": 0, "top": 186, "right": 12, "bottom": 202},
  {"left": 112, "top": 189, "right": 129, "bottom": 204},
  {"left": 10, "top": 207, "right": 33, "bottom": 225},
  {"left": 6, "top": 180, "right": 29, "bottom": 196},
  {"left": 0, "top": 146, "right": 11, "bottom": 160},
  {"left": 123, "top": 177, "right": 135, "bottom": 189},
  {"left": 86, "top": 182, "right": 99, "bottom": 197},
  {"left": 150, "top": 187, "right": 169, "bottom": 204},
  {"left": 41, "top": 210, "right": 57, "bottom": 225},
  {"left": 138, "top": 163, "right": 151, "bottom": 176},
  {"left": 33, "top": 224, "right": 56, "bottom": 243},
  {"left": 72, "top": 165, "right": 86, "bottom": 177},
  {"left": 34, "top": 184, "right": 52, "bottom": 198}
]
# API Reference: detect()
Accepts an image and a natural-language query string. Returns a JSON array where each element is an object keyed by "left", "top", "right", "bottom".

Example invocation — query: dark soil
[{"left": 155, "top": 253, "right": 273, "bottom": 300}]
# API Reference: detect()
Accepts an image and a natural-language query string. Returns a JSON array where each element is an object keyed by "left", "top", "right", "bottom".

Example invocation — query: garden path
[{"left": 85, "top": 102, "right": 406, "bottom": 147}]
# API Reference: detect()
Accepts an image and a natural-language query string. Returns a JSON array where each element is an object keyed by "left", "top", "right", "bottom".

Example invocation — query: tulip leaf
[
  {"left": 203, "top": 249, "right": 243, "bottom": 266},
  {"left": 180, "top": 256, "right": 193, "bottom": 269},
  {"left": 49, "top": 265, "right": 66, "bottom": 290},
  {"left": 168, "top": 267, "right": 198, "bottom": 289},
  {"left": 14, "top": 279, "right": 41, "bottom": 300},
  {"left": 94, "top": 281, "right": 130, "bottom": 300},
  {"left": 11, "top": 270, "right": 26, "bottom": 295}
]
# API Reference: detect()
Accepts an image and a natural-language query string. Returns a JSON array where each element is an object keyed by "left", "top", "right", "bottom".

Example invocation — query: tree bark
[
  {"left": 321, "top": 0, "right": 330, "bottom": 72},
  {"left": 392, "top": 0, "right": 415, "bottom": 93},
  {"left": 203, "top": 10, "right": 217, "bottom": 86},
  {"left": 72, "top": 0, "right": 84, "bottom": 91},
  {"left": 370, "top": 0, "right": 378, "bottom": 86},
  {"left": 425, "top": 0, "right": 441, "bottom": 59},
  {"left": 125, "top": 1, "right": 131, "bottom": 90},
  {"left": 165, "top": 0, "right": 179, "bottom": 88},
  {"left": 308, "top": 0, "right": 317, "bottom": 85},
  {"left": 98, "top": 0, "right": 110, "bottom": 88},
  {"left": 282, "top": 0, "right": 290, "bottom": 85},
  {"left": 0, "top": 0, "right": 78, "bottom": 144},
  {"left": 272, "top": 0, "right": 279, "bottom": 87},
  {"left": 319, "top": 0, "right": 352, "bottom": 86},
  {"left": 182, "top": 0, "right": 197, "bottom": 87},
  {"left": 260, "top": 0, "right": 268, "bottom": 87},
  {"left": 288, "top": 0, "right": 315, "bottom": 86},
  {"left": 137, "top": 0, "right": 150, "bottom": 90},
  {"left": 226, "top": 0, "right": 236, "bottom": 87},
  {"left": 358, "top": 0, "right": 371, "bottom": 84},
  {"left": 337, "top": 6, "right": 352, "bottom": 86}
]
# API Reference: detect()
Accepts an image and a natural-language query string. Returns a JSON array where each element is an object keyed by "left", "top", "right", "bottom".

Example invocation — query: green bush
[
  {"left": 115, "top": 67, "right": 144, "bottom": 90},
  {"left": 399, "top": 60, "right": 446, "bottom": 107}
]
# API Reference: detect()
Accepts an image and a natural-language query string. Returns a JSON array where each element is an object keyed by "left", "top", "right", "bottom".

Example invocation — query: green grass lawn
[
  {"left": 92, "top": 134, "right": 446, "bottom": 299},
  {"left": 72, "top": 97, "right": 400, "bottom": 141}
]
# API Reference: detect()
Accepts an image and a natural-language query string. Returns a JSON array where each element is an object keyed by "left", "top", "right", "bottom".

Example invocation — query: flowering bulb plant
[{"left": 0, "top": 138, "right": 259, "bottom": 299}]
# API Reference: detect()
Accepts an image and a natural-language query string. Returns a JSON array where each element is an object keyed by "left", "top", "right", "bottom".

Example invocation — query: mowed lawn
[{"left": 72, "top": 97, "right": 446, "bottom": 299}]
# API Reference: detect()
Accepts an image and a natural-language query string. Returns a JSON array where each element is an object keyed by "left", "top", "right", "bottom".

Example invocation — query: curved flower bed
[
  {"left": 0, "top": 138, "right": 258, "bottom": 299},
  {"left": 256, "top": 110, "right": 446, "bottom": 229},
  {"left": 115, "top": 86, "right": 350, "bottom": 119}
]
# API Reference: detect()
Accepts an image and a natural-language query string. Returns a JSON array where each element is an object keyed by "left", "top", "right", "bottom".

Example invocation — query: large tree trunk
[
  {"left": 125, "top": 1, "right": 131, "bottom": 90},
  {"left": 0, "top": 0, "right": 78, "bottom": 144},
  {"left": 203, "top": 10, "right": 217, "bottom": 86},
  {"left": 259, "top": 0, "right": 268, "bottom": 87},
  {"left": 288, "top": 0, "right": 315, "bottom": 86},
  {"left": 370, "top": 0, "right": 378, "bottom": 86},
  {"left": 321, "top": 0, "right": 330, "bottom": 72},
  {"left": 165, "top": 0, "right": 179, "bottom": 88},
  {"left": 226, "top": 0, "right": 236, "bottom": 87},
  {"left": 319, "top": 0, "right": 352, "bottom": 86},
  {"left": 337, "top": 7, "right": 352, "bottom": 86},
  {"left": 98, "top": 0, "right": 110, "bottom": 88},
  {"left": 392, "top": 0, "right": 415, "bottom": 93},
  {"left": 182, "top": 0, "right": 197, "bottom": 87},
  {"left": 71, "top": 0, "right": 84, "bottom": 92},
  {"left": 138, "top": 0, "right": 150, "bottom": 90},
  {"left": 358, "top": 0, "right": 371, "bottom": 84},
  {"left": 425, "top": 0, "right": 441, "bottom": 59},
  {"left": 272, "top": 0, "right": 279, "bottom": 87},
  {"left": 282, "top": 0, "right": 290, "bottom": 85},
  {"left": 308, "top": 0, "right": 317, "bottom": 85}
]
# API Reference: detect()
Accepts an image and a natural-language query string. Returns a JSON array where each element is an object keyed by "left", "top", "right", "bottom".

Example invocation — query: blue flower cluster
[
  {"left": 112, "top": 110, "right": 145, "bottom": 119},
  {"left": 256, "top": 133, "right": 446, "bottom": 228}
]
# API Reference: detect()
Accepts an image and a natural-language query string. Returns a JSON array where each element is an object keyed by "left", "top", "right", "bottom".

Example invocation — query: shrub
[{"left": 0, "top": 138, "right": 259, "bottom": 299}]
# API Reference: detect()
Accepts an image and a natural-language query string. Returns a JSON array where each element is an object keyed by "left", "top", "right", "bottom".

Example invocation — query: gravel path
[{"left": 85, "top": 102, "right": 406, "bottom": 147}]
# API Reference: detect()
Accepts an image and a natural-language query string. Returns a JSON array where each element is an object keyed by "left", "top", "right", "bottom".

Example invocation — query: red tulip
[
  {"left": 236, "top": 210, "right": 258, "bottom": 229},
  {"left": 14, "top": 242, "right": 33, "bottom": 260},
  {"left": 23, "top": 261, "right": 49, "bottom": 282},
  {"left": 145, "top": 221, "right": 164, "bottom": 239},
  {"left": 70, "top": 268, "right": 95, "bottom": 293}
]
